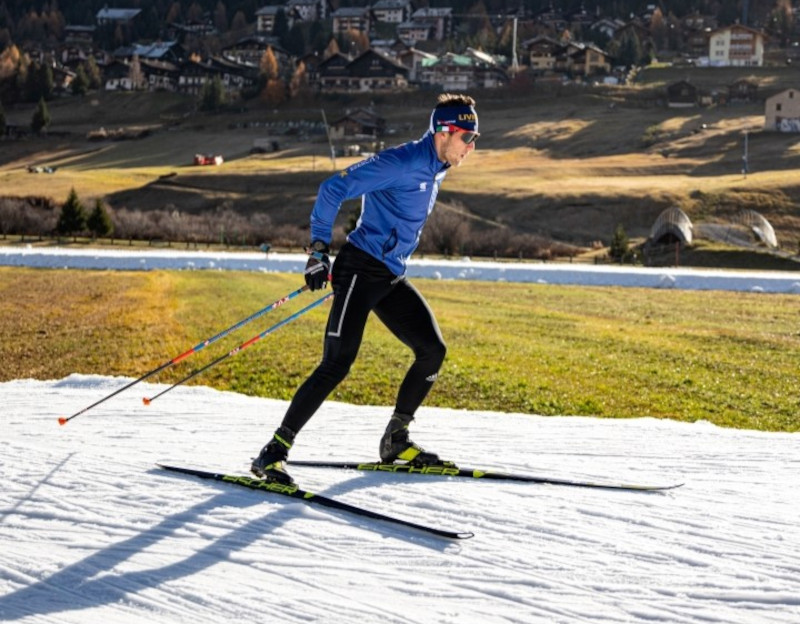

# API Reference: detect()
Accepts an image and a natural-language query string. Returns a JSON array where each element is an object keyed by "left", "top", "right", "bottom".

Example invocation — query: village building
[
  {"left": 371, "top": 1, "right": 413, "bottom": 24},
  {"left": 318, "top": 49, "right": 408, "bottom": 93},
  {"left": 708, "top": 25, "right": 765, "bottom": 67},
  {"left": 331, "top": 7, "right": 372, "bottom": 35},
  {"left": 409, "top": 7, "right": 452, "bottom": 41},
  {"left": 255, "top": 6, "right": 284, "bottom": 34},
  {"left": 666, "top": 80, "right": 698, "bottom": 108},
  {"left": 764, "top": 88, "right": 800, "bottom": 132},
  {"left": 96, "top": 7, "right": 141, "bottom": 27},
  {"left": 329, "top": 107, "right": 386, "bottom": 139}
]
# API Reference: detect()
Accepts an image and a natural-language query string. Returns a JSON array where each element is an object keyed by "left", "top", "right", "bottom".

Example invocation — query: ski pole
[
  {"left": 142, "top": 291, "right": 334, "bottom": 405},
  {"left": 58, "top": 285, "right": 309, "bottom": 426}
]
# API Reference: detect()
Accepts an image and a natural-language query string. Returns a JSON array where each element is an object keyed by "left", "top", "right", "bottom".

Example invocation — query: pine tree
[
  {"left": 71, "top": 65, "right": 89, "bottom": 95},
  {"left": 31, "top": 96, "right": 50, "bottom": 133},
  {"left": 609, "top": 224, "right": 630, "bottom": 262},
  {"left": 85, "top": 56, "right": 102, "bottom": 89},
  {"left": 87, "top": 198, "right": 113, "bottom": 240},
  {"left": 273, "top": 9, "right": 289, "bottom": 39},
  {"left": 200, "top": 75, "right": 225, "bottom": 111},
  {"left": 56, "top": 188, "right": 86, "bottom": 241}
]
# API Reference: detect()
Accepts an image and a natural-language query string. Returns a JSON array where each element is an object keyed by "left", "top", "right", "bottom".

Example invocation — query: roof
[
  {"left": 255, "top": 6, "right": 282, "bottom": 16},
  {"left": 127, "top": 41, "right": 181, "bottom": 60},
  {"left": 708, "top": 24, "right": 765, "bottom": 37},
  {"left": 421, "top": 53, "right": 473, "bottom": 68},
  {"left": 373, "top": 0, "right": 410, "bottom": 8},
  {"left": 332, "top": 7, "right": 369, "bottom": 17},
  {"left": 412, "top": 8, "right": 452, "bottom": 18},
  {"left": 97, "top": 8, "right": 141, "bottom": 20}
]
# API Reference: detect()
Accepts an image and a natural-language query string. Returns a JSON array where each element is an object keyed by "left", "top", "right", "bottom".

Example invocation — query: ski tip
[
  {"left": 142, "top": 397, "right": 151, "bottom": 406},
  {"left": 456, "top": 532, "right": 475, "bottom": 540},
  {"left": 57, "top": 417, "right": 67, "bottom": 426}
]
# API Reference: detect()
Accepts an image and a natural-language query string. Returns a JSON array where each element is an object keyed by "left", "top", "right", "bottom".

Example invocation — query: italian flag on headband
[{"left": 429, "top": 104, "right": 479, "bottom": 134}]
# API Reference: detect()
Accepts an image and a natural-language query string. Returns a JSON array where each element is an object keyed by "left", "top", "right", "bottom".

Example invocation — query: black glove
[{"left": 304, "top": 240, "right": 330, "bottom": 291}]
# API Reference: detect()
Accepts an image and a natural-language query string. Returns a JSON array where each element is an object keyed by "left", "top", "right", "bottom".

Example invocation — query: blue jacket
[{"left": 310, "top": 132, "right": 449, "bottom": 276}]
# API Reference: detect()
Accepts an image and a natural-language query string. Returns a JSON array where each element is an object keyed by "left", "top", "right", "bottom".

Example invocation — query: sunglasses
[{"left": 438, "top": 123, "right": 479, "bottom": 145}]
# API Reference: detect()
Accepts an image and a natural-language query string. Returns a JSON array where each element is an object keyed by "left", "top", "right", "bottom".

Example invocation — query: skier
[{"left": 252, "top": 93, "right": 479, "bottom": 484}]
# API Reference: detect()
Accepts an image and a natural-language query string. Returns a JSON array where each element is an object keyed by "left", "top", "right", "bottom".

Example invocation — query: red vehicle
[{"left": 193, "top": 154, "right": 223, "bottom": 166}]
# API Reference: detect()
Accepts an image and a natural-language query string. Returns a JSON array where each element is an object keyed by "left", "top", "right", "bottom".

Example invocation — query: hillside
[{"left": 2, "top": 76, "right": 800, "bottom": 264}]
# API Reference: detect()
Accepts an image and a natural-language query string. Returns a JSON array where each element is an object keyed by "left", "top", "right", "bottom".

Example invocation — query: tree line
[{"left": 0, "top": 191, "right": 582, "bottom": 260}]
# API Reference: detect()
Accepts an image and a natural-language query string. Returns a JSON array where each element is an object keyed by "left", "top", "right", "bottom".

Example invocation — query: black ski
[
  {"left": 288, "top": 461, "right": 684, "bottom": 492},
  {"left": 156, "top": 464, "right": 474, "bottom": 540}
]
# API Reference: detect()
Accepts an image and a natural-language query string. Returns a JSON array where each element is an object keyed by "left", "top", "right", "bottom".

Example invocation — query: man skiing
[{"left": 252, "top": 94, "right": 479, "bottom": 484}]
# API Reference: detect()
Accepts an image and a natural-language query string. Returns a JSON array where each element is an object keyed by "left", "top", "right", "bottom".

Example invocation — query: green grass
[{"left": 1, "top": 267, "right": 798, "bottom": 432}]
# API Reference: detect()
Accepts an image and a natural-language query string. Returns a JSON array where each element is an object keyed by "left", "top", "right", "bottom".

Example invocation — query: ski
[
  {"left": 288, "top": 461, "right": 684, "bottom": 492},
  {"left": 156, "top": 464, "right": 474, "bottom": 540}
]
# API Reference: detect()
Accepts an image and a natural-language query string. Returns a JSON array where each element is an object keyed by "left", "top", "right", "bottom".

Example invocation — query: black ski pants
[{"left": 280, "top": 242, "right": 446, "bottom": 436}]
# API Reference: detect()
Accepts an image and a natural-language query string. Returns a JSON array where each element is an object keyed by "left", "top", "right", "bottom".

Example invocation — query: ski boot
[
  {"left": 251, "top": 425, "right": 296, "bottom": 484},
  {"left": 379, "top": 411, "right": 455, "bottom": 467}
]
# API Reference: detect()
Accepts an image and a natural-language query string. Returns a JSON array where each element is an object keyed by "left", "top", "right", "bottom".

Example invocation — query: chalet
[
  {"left": 64, "top": 25, "right": 95, "bottom": 47},
  {"left": 728, "top": 78, "right": 758, "bottom": 103},
  {"left": 569, "top": 42, "right": 610, "bottom": 76},
  {"left": 52, "top": 66, "right": 76, "bottom": 92},
  {"left": 372, "top": 1, "right": 413, "bottom": 24},
  {"left": 589, "top": 17, "right": 624, "bottom": 40},
  {"left": 523, "top": 37, "right": 609, "bottom": 76},
  {"left": 332, "top": 7, "right": 371, "bottom": 35},
  {"left": 168, "top": 20, "right": 217, "bottom": 40},
  {"left": 682, "top": 12, "right": 717, "bottom": 57},
  {"left": 397, "top": 22, "right": 433, "bottom": 46},
  {"left": 396, "top": 47, "right": 438, "bottom": 82},
  {"left": 297, "top": 51, "right": 323, "bottom": 86},
  {"left": 419, "top": 52, "right": 507, "bottom": 91},
  {"left": 285, "top": 0, "right": 330, "bottom": 22},
  {"left": 523, "top": 36, "right": 561, "bottom": 73},
  {"left": 666, "top": 80, "right": 697, "bottom": 108},
  {"left": 59, "top": 45, "right": 92, "bottom": 68},
  {"left": 330, "top": 107, "right": 386, "bottom": 139},
  {"left": 708, "top": 25, "right": 765, "bottom": 67},
  {"left": 317, "top": 53, "right": 351, "bottom": 89},
  {"left": 410, "top": 7, "right": 452, "bottom": 41},
  {"left": 255, "top": 6, "right": 284, "bottom": 34},
  {"left": 178, "top": 57, "right": 258, "bottom": 97},
  {"left": 765, "top": 89, "right": 800, "bottom": 132},
  {"left": 139, "top": 59, "right": 180, "bottom": 91},
  {"left": 96, "top": 7, "right": 141, "bottom": 26},
  {"left": 319, "top": 49, "right": 408, "bottom": 93},
  {"left": 114, "top": 41, "right": 185, "bottom": 64},
  {"left": 103, "top": 60, "right": 139, "bottom": 90},
  {"left": 221, "top": 36, "right": 290, "bottom": 69}
]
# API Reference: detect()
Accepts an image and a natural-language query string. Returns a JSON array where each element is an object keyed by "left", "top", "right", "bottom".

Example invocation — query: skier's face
[{"left": 437, "top": 128, "right": 477, "bottom": 167}]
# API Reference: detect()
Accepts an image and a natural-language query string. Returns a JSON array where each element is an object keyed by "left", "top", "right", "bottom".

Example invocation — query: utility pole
[
  {"left": 511, "top": 17, "right": 519, "bottom": 75},
  {"left": 742, "top": 130, "right": 749, "bottom": 179},
  {"left": 321, "top": 108, "right": 336, "bottom": 170}
]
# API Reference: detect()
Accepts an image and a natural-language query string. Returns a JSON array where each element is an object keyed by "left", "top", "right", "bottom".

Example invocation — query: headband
[{"left": 429, "top": 104, "right": 479, "bottom": 134}]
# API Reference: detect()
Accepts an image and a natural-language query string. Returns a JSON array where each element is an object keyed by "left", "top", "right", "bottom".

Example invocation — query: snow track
[{"left": 1, "top": 376, "right": 798, "bottom": 623}]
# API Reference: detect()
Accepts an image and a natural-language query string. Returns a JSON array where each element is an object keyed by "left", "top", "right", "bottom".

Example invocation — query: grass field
[
  {"left": 3, "top": 83, "right": 800, "bottom": 251},
  {"left": 2, "top": 267, "right": 797, "bottom": 433}
]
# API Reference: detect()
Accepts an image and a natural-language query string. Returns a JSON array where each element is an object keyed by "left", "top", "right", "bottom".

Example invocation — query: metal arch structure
[
  {"left": 738, "top": 209, "right": 778, "bottom": 248},
  {"left": 649, "top": 207, "right": 693, "bottom": 245}
]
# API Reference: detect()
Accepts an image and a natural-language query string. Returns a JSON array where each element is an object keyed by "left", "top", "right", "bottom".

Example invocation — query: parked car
[{"left": 193, "top": 154, "right": 223, "bottom": 166}]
